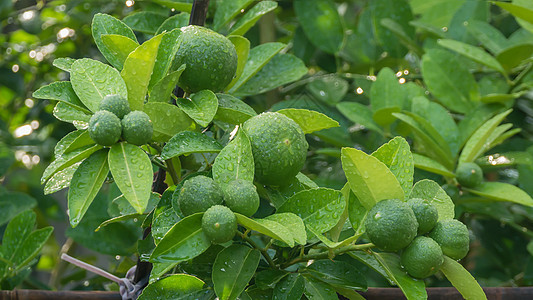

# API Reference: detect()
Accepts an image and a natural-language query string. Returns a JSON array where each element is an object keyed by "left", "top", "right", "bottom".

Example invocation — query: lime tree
[{"left": 99, "top": 94, "right": 131, "bottom": 119}]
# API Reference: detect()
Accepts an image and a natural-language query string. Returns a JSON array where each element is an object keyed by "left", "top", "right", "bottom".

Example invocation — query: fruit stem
[
  {"left": 165, "top": 159, "right": 180, "bottom": 185},
  {"left": 239, "top": 231, "right": 277, "bottom": 269},
  {"left": 281, "top": 243, "right": 375, "bottom": 269}
]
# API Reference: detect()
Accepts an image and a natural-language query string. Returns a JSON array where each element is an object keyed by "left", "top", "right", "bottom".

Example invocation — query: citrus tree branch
[{"left": 281, "top": 243, "right": 375, "bottom": 269}]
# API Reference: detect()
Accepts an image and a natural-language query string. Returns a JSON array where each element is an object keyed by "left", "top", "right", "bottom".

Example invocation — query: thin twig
[
  {"left": 239, "top": 231, "right": 277, "bottom": 269},
  {"left": 61, "top": 254, "right": 122, "bottom": 284}
]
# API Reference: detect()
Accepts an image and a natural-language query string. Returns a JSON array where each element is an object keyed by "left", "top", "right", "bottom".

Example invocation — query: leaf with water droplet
[
  {"left": 108, "top": 142, "right": 153, "bottom": 214},
  {"left": 212, "top": 244, "right": 260, "bottom": 300},
  {"left": 144, "top": 102, "right": 193, "bottom": 143},
  {"left": 138, "top": 274, "right": 207, "bottom": 300},
  {"left": 176, "top": 90, "right": 218, "bottom": 127},
  {"left": 161, "top": 131, "right": 222, "bottom": 160},
  {"left": 371, "top": 136, "right": 413, "bottom": 195},
  {"left": 341, "top": 147, "right": 404, "bottom": 210},
  {"left": 100, "top": 34, "right": 139, "bottom": 70},
  {"left": 123, "top": 11, "right": 167, "bottom": 35},
  {"left": 53, "top": 57, "right": 76, "bottom": 72},
  {"left": 148, "top": 64, "right": 186, "bottom": 104},
  {"left": 305, "top": 259, "right": 367, "bottom": 291},
  {"left": 302, "top": 275, "right": 338, "bottom": 300},
  {"left": 235, "top": 213, "right": 294, "bottom": 247},
  {"left": 214, "top": 93, "right": 257, "bottom": 125},
  {"left": 265, "top": 213, "right": 306, "bottom": 245},
  {"left": 277, "top": 108, "right": 339, "bottom": 134},
  {"left": 440, "top": 256, "right": 487, "bottom": 300},
  {"left": 273, "top": 273, "right": 305, "bottom": 300},
  {"left": 212, "top": 128, "right": 254, "bottom": 189},
  {"left": 92, "top": 13, "right": 138, "bottom": 69},
  {"left": 42, "top": 144, "right": 103, "bottom": 184},
  {"left": 410, "top": 179, "right": 454, "bottom": 221},
  {"left": 33, "top": 81, "right": 90, "bottom": 113},
  {"left": 52, "top": 102, "right": 91, "bottom": 129}
]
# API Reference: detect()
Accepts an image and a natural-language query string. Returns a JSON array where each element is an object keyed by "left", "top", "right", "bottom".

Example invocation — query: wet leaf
[
  {"left": 307, "top": 75, "right": 349, "bottom": 105},
  {"left": 229, "top": 1, "right": 278, "bottom": 36},
  {"left": 54, "top": 130, "right": 86, "bottom": 157},
  {"left": 176, "top": 90, "right": 218, "bottom": 127},
  {"left": 150, "top": 213, "right": 210, "bottom": 263},
  {"left": 370, "top": 68, "right": 406, "bottom": 126},
  {"left": 12, "top": 227, "right": 53, "bottom": 270},
  {"left": 235, "top": 213, "right": 294, "bottom": 246},
  {"left": 212, "top": 128, "right": 254, "bottom": 188},
  {"left": 32, "top": 81, "right": 89, "bottom": 112},
  {"left": 466, "top": 20, "right": 507, "bottom": 55},
  {"left": 341, "top": 147, "right": 404, "bottom": 209},
  {"left": 53, "top": 57, "right": 75, "bottom": 72},
  {"left": 41, "top": 144, "right": 103, "bottom": 184},
  {"left": 52, "top": 102, "right": 91, "bottom": 128},
  {"left": 225, "top": 36, "right": 250, "bottom": 91},
  {"left": 155, "top": 13, "right": 190, "bottom": 35},
  {"left": 152, "top": 208, "right": 181, "bottom": 245},
  {"left": 277, "top": 109, "right": 339, "bottom": 134},
  {"left": 144, "top": 102, "right": 193, "bottom": 142},
  {"left": 437, "top": 39, "right": 506, "bottom": 75},
  {"left": 100, "top": 34, "right": 139, "bottom": 70},
  {"left": 44, "top": 163, "right": 81, "bottom": 195},
  {"left": 213, "top": 244, "right": 260, "bottom": 300},
  {"left": 465, "top": 182, "right": 533, "bottom": 207},
  {"left": 213, "top": 0, "right": 254, "bottom": 31},
  {"left": 413, "top": 154, "right": 455, "bottom": 178},
  {"left": 161, "top": 131, "right": 222, "bottom": 160},
  {"left": 303, "top": 275, "right": 337, "bottom": 300},
  {"left": 68, "top": 149, "right": 109, "bottom": 227},
  {"left": 214, "top": 94, "right": 257, "bottom": 124},
  {"left": 410, "top": 179, "right": 455, "bottom": 221},
  {"left": 123, "top": 12, "right": 167, "bottom": 35},
  {"left": 265, "top": 213, "right": 306, "bottom": 245},
  {"left": 139, "top": 274, "right": 205, "bottom": 300},
  {"left": 108, "top": 142, "right": 153, "bottom": 214},
  {"left": 273, "top": 273, "right": 305, "bottom": 300},
  {"left": 0, "top": 192, "right": 37, "bottom": 226},
  {"left": 371, "top": 137, "right": 413, "bottom": 195},
  {"left": 149, "top": 67, "right": 186, "bottom": 104},
  {"left": 440, "top": 256, "right": 487, "bottom": 300},
  {"left": 70, "top": 58, "right": 127, "bottom": 112},
  {"left": 149, "top": 29, "right": 182, "bottom": 91},
  {"left": 336, "top": 102, "right": 383, "bottom": 134},
  {"left": 306, "top": 260, "right": 367, "bottom": 291}
]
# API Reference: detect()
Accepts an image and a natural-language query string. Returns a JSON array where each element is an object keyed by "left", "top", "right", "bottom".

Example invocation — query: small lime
[
  {"left": 202, "top": 205, "right": 237, "bottom": 244},
  {"left": 178, "top": 175, "right": 224, "bottom": 216},
  {"left": 223, "top": 179, "right": 260, "bottom": 217},
  {"left": 407, "top": 198, "right": 438, "bottom": 235},
  {"left": 401, "top": 236, "right": 444, "bottom": 279},
  {"left": 99, "top": 94, "right": 131, "bottom": 119},
  {"left": 121, "top": 111, "right": 153, "bottom": 146},
  {"left": 456, "top": 162, "right": 483, "bottom": 188},
  {"left": 364, "top": 199, "right": 418, "bottom": 252},
  {"left": 428, "top": 219, "right": 470, "bottom": 260},
  {"left": 88, "top": 110, "right": 122, "bottom": 146}
]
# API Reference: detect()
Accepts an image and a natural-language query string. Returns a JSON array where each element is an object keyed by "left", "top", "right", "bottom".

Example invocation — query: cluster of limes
[
  {"left": 174, "top": 175, "right": 260, "bottom": 244},
  {"left": 364, "top": 198, "right": 469, "bottom": 279},
  {"left": 88, "top": 95, "right": 153, "bottom": 146}
]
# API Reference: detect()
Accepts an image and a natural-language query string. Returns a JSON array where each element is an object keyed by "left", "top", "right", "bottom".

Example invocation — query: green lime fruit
[
  {"left": 121, "top": 111, "right": 153, "bottom": 146},
  {"left": 455, "top": 162, "right": 483, "bottom": 188},
  {"left": 364, "top": 199, "right": 418, "bottom": 252},
  {"left": 407, "top": 198, "right": 439, "bottom": 235},
  {"left": 88, "top": 110, "right": 122, "bottom": 146},
  {"left": 401, "top": 236, "right": 444, "bottom": 279},
  {"left": 243, "top": 112, "right": 308, "bottom": 186},
  {"left": 202, "top": 205, "right": 237, "bottom": 244},
  {"left": 173, "top": 25, "right": 238, "bottom": 93},
  {"left": 428, "top": 219, "right": 470, "bottom": 260},
  {"left": 223, "top": 179, "right": 260, "bottom": 217},
  {"left": 99, "top": 94, "right": 131, "bottom": 119},
  {"left": 178, "top": 175, "right": 224, "bottom": 216}
]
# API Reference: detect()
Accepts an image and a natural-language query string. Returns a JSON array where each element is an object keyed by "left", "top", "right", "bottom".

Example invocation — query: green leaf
[
  {"left": 68, "top": 149, "right": 109, "bottom": 227},
  {"left": 32, "top": 81, "right": 89, "bottom": 112},
  {"left": 148, "top": 66, "right": 186, "bottom": 104},
  {"left": 213, "top": 0, "right": 254, "bottom": 31},
  {"left": 1, "top": 210, "right": 35, "bottom": 263},
  {"left": 348, "top": 251, "right": 394, "bottom": 285},
  {"left": 228, "top": 42, "right": 286, "bottom": 93},
  {"left": 421, "top": 49, "right": 479, "bottom": 113},
  {"left": 41, "top": 144, "right": 103, "bottom": 184},
  {"left": 307, "top": 75, "right": 349, "bottom": 106},
  {"left": 447, "top": 0, "right": 489, "bottom": 44},
  {"left": 306, "top": 260, "right": 367, "bottom": 291},
  {"left": 12, "top": 227, "right": 53, "bottom": 270},
  {"left": 294, "top": 0, "right": 343, "bottom": 54},
  {"left": 494, "top": 1, "right": 533, "bottom": 29},
  {"left": 95, "top": 213, "right": 144, "bottom": 232},
  {"left": 143, "top": 102, "right": 193, "bottom": 143},
  {"left": 123, "top": 12, "right": 167, "bottom": 35},
  {"left": 496, "top": 43, "right": 533, "bottom": 71},
  {"left": 341, "top": 184, "right": 367, "bottom": 234},
  {"left": 54, "top": 130, "right": 86, "bottom": 157},
  {"left": 273, "top": 273, "right": 305, "bottom": 300},
  {"left": 152, "top": 208, "right": 181, "bottom": 245},
  {"left": 91, "top": 13, "right": 138, "bottom": 70},
  {"left": 465, "top": 182, "right": 533, "bottom": 206},
  {"left": 44, "top": 163, "right": 80, "bottom": 195},
  {"left": 176, "top": 90, "right": 218, "bottom": 127},
  {"left": 212, "top": 128, "right": 254, "bottom": 187},
  {"left": 341, "top": 147, "right": 404, "bottom": 209},
  {"left": 70, "top": 58, "right": 127, "bottom": 113},
  {"left": 100, "top": 34, "right": 139, "bottom": 70},
  {"left": 277, "top": 188, "right": 346, "bottom": 236},
  {"left": 234, "top": 213, "right": 294, "bottom": 246},
  {"left": 410, "top": 179, "right": 455, "bottom": 221},
  {"left": 370, "top": 68, "right": 406, "bottom": 126},
  {"left": 235, "top": 53, "right": 308, "bottom": 96},
  {"left": 264, "top": 213, "right": 306, "bottom": 245},
  {"left": 255, "top": 270, "right": 288, "bottom": 290},
  {"left": 437, "top": 39, "right": 506, "bottom": 75},
  {"left": 225, "top": 36, "right": 250, "bottom": 91},
  {"left": 336, "top": 102, "right": 383, "bottom": 134},
  {"left": 62, "top": 131, "right": 95, "bottom": 156},
  {"left": 121, "top": 34, "right": 164, "bottom": 111},
  {"left": 52, "top": 102, "right": 91, "bottom": 128},
  {"left": 229, "top": 1, "right": 278, "bottom": 36},
  {"left": 276, "top": 108, "right": 339, "bottom": 134},
  {"left": 413, "top": 154, "right": 455, "bottom": 177},
  {"left": 53, "top": 57, "right": 75, "bottom": 72},
  {"left": 459, "top": 109, "right": 512, "bottom": 163},
  {"left": 151, "top": 1, "right": 192, "bottom": 12},
  {"left": 0, "top": 192, "right": 37, "bottom": 226},
  {"left": 108, "top": 143, "right": 153, "bottom": 214},
  {"left": 303, "top": 275, "right": 338, "bottom": 300},
  {"left": 372, "top": 252, "right": 427, "bottom": 300},
  {"left": 149, "top": 29, "right": 182, "bottom": 91},
  {"left": 440, "top": 256, "right": 487, "bottom": 300},
  {"left": 466, "top": 20, "right": 507, "bottom": 55},
  {"left": 214, "top": 94, "right": 257, "bottom": 124},
  {"left": 155, "top": 13, "right": 190, "bottom": 35},
  {"left": 380, "top": 18, "right": 423, "bottom": 56},
  {"left": 138, "top": 274, "right": 205, "bottom": 300},
  {"left": 112, "top": 192, "right": 160, "bottom": 216},
  {"left": 371, "top": 137, "right": 414, "bottom": 195},
  {"left": 161, "top": 131, "right": 222, "bottom": 160},
  {"left": 410, "top": 0, "right": 464, "bottom": 28},
  {"left": 213, "top": 244, "right": 260, "bottom": 300},
  {"left": 150, "top": 213, "right": 210, "bottom": 263}
]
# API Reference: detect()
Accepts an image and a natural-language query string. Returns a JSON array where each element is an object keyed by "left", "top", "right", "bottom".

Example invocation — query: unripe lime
[
  {"left": 178, "top": 175, "right": 224, "bottom": 216},
  {"left": 121, "top": 111, "right": 153, "bottom": 146},
  {"left": 174, "top": 25, "right": 238, "bottom": 93},
  {"left": 243, "top": 112, "right": 308, "bottom": 186},
  {"left": 428, "top": 219, "right": 470, "bottom": 260},
  {"left": 456, "top": 162, "right": 483, "bottom": 188},
  {"left": 202, "top": 205, "right": 237, "bottom": 244},
  {"left": 99, "top": 94, "right": 131, "bottom": 119},
  {"left": 401, "top": 236, "right": 444, "bottom": 279},
  {"left": 364, "top": 199, "right": 418, "bottom": 252},
  {"left": 407, "top": 198, "right": 438, "bottom": 235},
  {"left": 88, "top": 110, "right": 122, "bottom": 146},
  {"left": 223, "top": 179, "right": 260, "bottom": 217}
]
